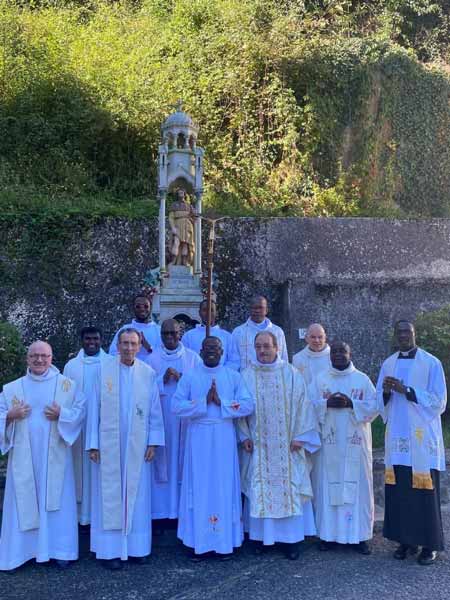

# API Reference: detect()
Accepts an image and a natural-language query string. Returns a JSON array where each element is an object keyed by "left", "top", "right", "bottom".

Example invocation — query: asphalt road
[{"left": 1, "top": 513, "right": 449, "bottom": 600}]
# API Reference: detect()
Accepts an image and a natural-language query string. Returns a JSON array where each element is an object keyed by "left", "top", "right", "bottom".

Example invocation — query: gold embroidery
[
  {"left": 385, "top": 466, "right": 396, "bottom": 485},
  {"left": 414, "top": 428, "right": 424, "bottom": 445},
  {"left": 12, "top": 395, "right": 21, "bottom": 407},
  {"left": 106, "top": 378, "right": 113, "bottom": 394},
  {"left": 62, "top": 379, "right": 71, "bottom": 392},
  {"left": 412, "top": 471, "right": 434, "bottom": 490}
]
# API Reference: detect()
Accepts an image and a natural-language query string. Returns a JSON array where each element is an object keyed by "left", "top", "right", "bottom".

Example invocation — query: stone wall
[{"left": 2, "top": 217, "right": 450, "bottom": 378}]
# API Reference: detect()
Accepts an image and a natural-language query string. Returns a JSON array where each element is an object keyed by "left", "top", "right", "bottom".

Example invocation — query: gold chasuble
[
  {"left": 239, "top": 361, "right": 317, "bottom": 519},
  {"left": 100, "top": 356, "right": 153, "bottom": 534},
  {"left": 3, "top": 374, "right": 76, "bottom": 531}
]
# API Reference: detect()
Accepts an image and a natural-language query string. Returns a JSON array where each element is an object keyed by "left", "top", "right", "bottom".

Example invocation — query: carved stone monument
[{"left": 152, "top": 104, "right": 204, "bottom": 324}]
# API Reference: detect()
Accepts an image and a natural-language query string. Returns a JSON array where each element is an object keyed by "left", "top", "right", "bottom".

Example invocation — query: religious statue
[{"left": 168, "top": 188, "right": 196, "bottom": 267}]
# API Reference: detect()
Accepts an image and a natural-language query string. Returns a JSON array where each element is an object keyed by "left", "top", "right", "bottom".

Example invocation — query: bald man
[
  {"left": 293, "top": 324, "right": 331, "bottom": 386},
  {"left": 229, "top": 295, "right": 288, "bottom": 371},
  {"left": 0, "top": 341, "right": 86, "bottom": 571}
]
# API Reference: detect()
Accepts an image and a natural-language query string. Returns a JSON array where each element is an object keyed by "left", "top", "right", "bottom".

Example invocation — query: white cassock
[
  {"left": 63, "top": 348, "right": 107, "bottom": 525},
  {"left": 109, "top": 319, "right": 161, "bottom": 361},
  {"left": 238, "top": 359, "right": 320, "bottom": 544},
  {"left": 229, "top": 318, "right": 288, "bottom": 371},
  {"left": 172, "top": 364, "right": 254, "bottom": 554},
  {"left": 293, "top": 344, "right": 331, "bottom": 386},
  {"left": 0, "top": 366, "right": 85, "bottom": 570},
  {"left": 147, "top": 343, "right": 202, "bottom": 519},
  {"left": 88, "top": 356, "right": 165, "bottom": 560},
  {"left": 312, "top": 363, "right": 378, "bottom": 544},
  {"left": 182, "top": 324, "right": 232, "bottom": 367}
]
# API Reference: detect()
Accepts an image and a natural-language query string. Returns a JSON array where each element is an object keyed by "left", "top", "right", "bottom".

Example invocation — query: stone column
[
  {"left": 194, "top": 191, "right": 202, "bottom": 275},
  {"left": 159, "top": 190, "right": 167, "bottom": 274}
]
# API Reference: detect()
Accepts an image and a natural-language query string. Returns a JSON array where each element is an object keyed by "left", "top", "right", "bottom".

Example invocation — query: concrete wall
[{"left": 2, "top": 217, "right": 450, "bottom": 378}]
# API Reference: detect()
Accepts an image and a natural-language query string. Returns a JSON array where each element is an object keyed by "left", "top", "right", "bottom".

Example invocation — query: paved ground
[{"left": 1, "top": 514, "right": 450, "bottom": 600}]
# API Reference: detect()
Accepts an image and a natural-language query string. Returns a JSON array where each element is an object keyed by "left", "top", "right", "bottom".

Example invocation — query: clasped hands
[
  {"left": 383, "top": 376, "right": 407, "bottom": 395},
  {"left": 326, "top": 392, "right": 353, "bottom": 409},
  {"left": 89, "top": 445, "right": 157, "bottom": 464},
  {"left": 163, "top": 367, "right": 181, "bottom": 385},
  {"left": 206, "top": 379, "right": 221, "bottom": 406}
]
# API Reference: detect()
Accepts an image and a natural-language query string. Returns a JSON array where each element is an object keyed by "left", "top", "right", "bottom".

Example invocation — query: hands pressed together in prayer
[
  {"left": 206, "top": 379, "right": 221, "bottom": 406},
  {"left": 6, "top": 402, "right": 31, "bottom": 425},
  {"left": 163, "top": 367, "right": 181, "bottom": 385},
  {"left": 326, "top": 392, "right": 353, "bottom": 409}
]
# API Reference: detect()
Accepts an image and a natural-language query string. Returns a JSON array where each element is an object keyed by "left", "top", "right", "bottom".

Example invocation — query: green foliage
[
  {"left": 1, "top": 0, "right": 450, "bottom": 216},
  {"left": 0, "top": 322, "right": 26, "bottom": 388},
  {"left": 415, "top": 305, "right": 450, "bottom": 405}
]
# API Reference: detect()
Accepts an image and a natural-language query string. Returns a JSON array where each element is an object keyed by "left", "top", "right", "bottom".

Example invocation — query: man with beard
[{"left": 110, "top": 294, "right": 160, "bottom": 360}]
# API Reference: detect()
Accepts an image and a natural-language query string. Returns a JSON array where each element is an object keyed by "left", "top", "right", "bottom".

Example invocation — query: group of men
[{"left": 0, "top": 293, "right": 446, "bottom": 572}]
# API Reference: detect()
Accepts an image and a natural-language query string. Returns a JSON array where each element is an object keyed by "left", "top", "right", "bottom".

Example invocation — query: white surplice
[
  {"left": 376, "top": 348, "right": 446, "bottom": 487},
  {"left": 147, "top": 343, "right": 202, "bottom": 519},
  {"left": 238, "top": 359, "right": 320, "bottom": 544},
  {"left": 109, "top": 319, "right": 161, "bottom": 361},
  {"left": 312, "top": 363, "right": 378, "bottom": 543},
  {"left": 229, "top": 318, "right": 288, "bottom": 371},
  {"left": 182, "top": 324, "right": 232, "bottom": 367},
  {"left": 88, "top": 357, "right": 165, "bottom": 560},
  {"left": 0, "top": 366, "right": 85, "bottom": 570},
  {"left": 63, "top": 348, "right": 106, "bottom": 525},
  {"left": 293, "top": 344, "right": 331, "bottom": 386},
  {"left": 172, "top": 364, "right": 254, "bottom": 554}
]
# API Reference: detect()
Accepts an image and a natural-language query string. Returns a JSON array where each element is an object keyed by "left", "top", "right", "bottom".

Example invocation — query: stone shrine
[{"left": 152, "top": 104, "right": 205, "bottom": 324}]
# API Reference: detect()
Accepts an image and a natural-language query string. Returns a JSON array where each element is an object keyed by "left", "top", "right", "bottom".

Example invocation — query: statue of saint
[{"left": 168, "top": 188, "right": 195, "bottom": 267}]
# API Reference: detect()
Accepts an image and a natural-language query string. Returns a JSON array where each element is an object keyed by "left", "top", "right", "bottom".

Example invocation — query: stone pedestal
[{"left": 155, "top": 265, "right": 203, "bottom": 322}]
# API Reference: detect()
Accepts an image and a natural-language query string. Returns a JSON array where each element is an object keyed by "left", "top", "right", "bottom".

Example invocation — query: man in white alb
[
  {"left": 239, "top": 331, "right": 320, "bottom": 559},
  {"left": 312, "top": 341, "right": 378, "bottom": 554},
  {"left": 88, "top": 328, "right": 165, "bottom": 570},
  {"left": 229, "top": 295, "right": 288, "bottom": 371},
  {"left": 0, "top": 341, "right": 85, "bottom": 571},
  {"left": 293, "top": 323, "right": 331, "bottom": 386}
]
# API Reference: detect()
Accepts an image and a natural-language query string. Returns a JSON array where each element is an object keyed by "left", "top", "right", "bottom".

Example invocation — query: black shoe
[
  {"left": 55, "top": 560, "right": 70, "bottom": 570},
  {"left": 103, "top": 558, "right": 123, "bottom": 570},
  {"left": 217, "top": 553, "right": 233, "bottom": 561},
  {"left": 251, "top": 541, "right": 265, "bottom": 555},
  {"left": 284, "top": 543, "right": 300, "bottom": 560},
  {"left": 393, "top": 544, "right": 419, "bottom": 560},
  {"left": 189, "top": 551, "right": 212, "bottom": 563},
  {"left": 129, "top": 556, "right": 148, "bottom": 565},
  {"left": 418, "top": 548, "right": 438, "bottom": 566},
  {"left": 356, "top": 541, "right": 371, "bottom": 555},
  {"left": 319, "top": 540, "right": 333, "bottom": 551}
]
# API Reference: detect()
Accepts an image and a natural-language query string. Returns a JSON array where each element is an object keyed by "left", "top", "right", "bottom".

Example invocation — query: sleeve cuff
[{"left": 405, "top": 387, "right": 418, "bottom": 403}]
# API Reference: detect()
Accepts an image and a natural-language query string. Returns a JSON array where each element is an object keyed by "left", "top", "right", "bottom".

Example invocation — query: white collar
[
  {"left": 27, "top": 364, "right": 59, "bottom": 382},
  {"left": 329, "top": 362, "right": 356, "bottom": 377}
]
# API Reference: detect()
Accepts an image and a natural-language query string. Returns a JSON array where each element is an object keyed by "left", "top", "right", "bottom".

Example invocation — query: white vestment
[
  {"left": 88, "top": 356, "right": 165, "bottom": 560},
  {"left": 63, "top": 348, "right": 107, "bottom": 525},
  {"left": 147, "top": 343, "right": 202, "bottom": 519},
  {"left": 293, "top": 344, "right": 331, "bottom": 386},
  {"left": 376, "top": 348, "right": 446, "bottom": 489},
  {"left": 172, "top": 364, "right": 254, "bottom": 554},
  {"left": 238, "top": 360, "right": 320, "bottom": 544},
  {"left": 312, "top": 364, "right": 378, "bottom": 543},
  {"left": 182, "top": 324, "right": 233, "bottom": 367},
  {"left": 109, "top": 319, "right": 161, "bottom": 361},
  {"left": 229, "top": 318, "right": 288, "bottom": 371},
  {"left": 0, "top": 366, "right": 85, "bottom": 570}
]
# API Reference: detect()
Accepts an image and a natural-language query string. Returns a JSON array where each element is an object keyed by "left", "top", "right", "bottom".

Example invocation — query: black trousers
[{"left": 383, "top": 465, "right": 444, "bottom": 551}]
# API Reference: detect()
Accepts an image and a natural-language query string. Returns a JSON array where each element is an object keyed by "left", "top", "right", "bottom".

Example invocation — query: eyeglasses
[{"left": 28, "top": 354, "right": 52, "bottom": 360}]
